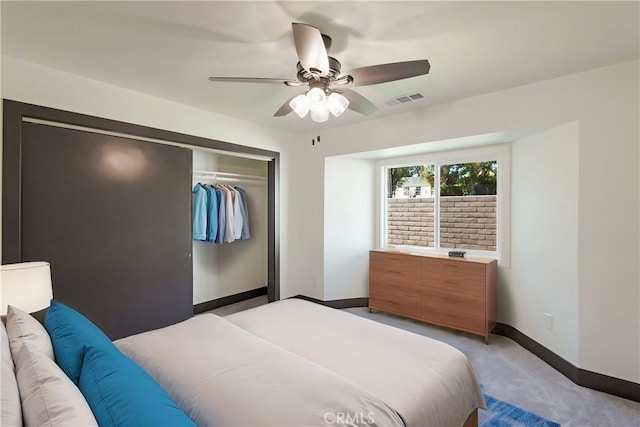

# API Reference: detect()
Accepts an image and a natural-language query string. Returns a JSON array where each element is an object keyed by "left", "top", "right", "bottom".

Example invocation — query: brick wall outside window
[{"left": 387, "top": 195, "right": 496, "bottom": 251}]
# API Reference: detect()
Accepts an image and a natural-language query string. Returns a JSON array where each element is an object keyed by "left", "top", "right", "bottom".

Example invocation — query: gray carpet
[{"left": 213, "top": 297, "right": 639, "bottom": 427}]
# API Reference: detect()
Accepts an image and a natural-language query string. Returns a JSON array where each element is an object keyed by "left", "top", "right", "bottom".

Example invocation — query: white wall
[
  {"left": 192, "top": 150, "right": 268, "bottom": 304},
  {"left": 287, "top": 60, "right": 638, "bottom": 382},
  {"left": 574, "top": 64, "right": 639, "bottom": 382},
  {"left": 279, "top": 140, "right": 326, "bottom": 299},
  {"left": 324, "top": 157, "right": 376, "bottom": 300},
  {"left": 507, "top": 122, "right": 579, "bottom": 364}
]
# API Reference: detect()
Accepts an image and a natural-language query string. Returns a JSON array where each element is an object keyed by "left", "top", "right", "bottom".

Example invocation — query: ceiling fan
[{"left": 208, "top": 23, "right": 430, "bottom": 122}]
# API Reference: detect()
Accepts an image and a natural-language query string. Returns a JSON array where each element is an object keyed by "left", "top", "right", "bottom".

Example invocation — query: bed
[
  {"left": 225, "top": 299, "right": 485, "bottom": 427},
  {"left": 114, "top": 313, "right": 405, "bottom": 426},
  {"left": 2, "top": 299, "right": 484, "bottom": 427}
]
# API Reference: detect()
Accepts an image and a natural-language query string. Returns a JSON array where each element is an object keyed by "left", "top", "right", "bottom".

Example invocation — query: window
[
  {"left": 438, "top": 161, "right": 497, "bottom": 251},
  {"left": 386, "top": 165, "right": 436, "bottom": 247},
  {"left": 380, "top": 146, "right": 507, "bottom": 258}
]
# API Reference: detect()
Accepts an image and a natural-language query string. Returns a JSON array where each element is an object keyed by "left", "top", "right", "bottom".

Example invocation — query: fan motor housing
[{"left": 296, "top": 57, "right": 342, "bottom": 83}]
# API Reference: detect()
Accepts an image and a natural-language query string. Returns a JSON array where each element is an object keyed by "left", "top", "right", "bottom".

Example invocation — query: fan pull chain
[{"left": 312, "top": 130, "right": 321, "bottom": 146}]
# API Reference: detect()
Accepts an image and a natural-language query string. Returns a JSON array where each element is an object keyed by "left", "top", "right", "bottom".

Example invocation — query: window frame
[{"left": 376, "top": 143, "right": 511, "bottom": 266}]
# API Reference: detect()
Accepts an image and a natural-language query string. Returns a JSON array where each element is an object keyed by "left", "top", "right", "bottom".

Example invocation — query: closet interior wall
[{"left": 192, "top": 149, "right": 268, "bottom": 304}]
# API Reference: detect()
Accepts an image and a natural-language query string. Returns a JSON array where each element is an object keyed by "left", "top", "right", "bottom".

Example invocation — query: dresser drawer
[
  {"left": 421, "top": 290, "right": 485, "bottom": 334},
  {"left": 422, "top": 273, "right": 485, "bottom": 299},
  {"left": 370, "top": 281, "right": 422, "bottom": 318},
  {"left": 370, "top": 251, "right": 420, "bottom": 283},
  {"left": 422, "top": 258, "right": 485, "bottom": 287},
  {"left": 422, "top": 257, "right": 485, "bottom": 276},
  {"left": 422, "top": 286, "right": 484, "bottom": 313}
]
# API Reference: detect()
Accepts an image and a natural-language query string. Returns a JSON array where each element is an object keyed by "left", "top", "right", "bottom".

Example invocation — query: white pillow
[
  {"left": 1, "top": 321, "right": 23, "bottom": 426},
  {"left": 6, "top": 305, "right": 54, "bottom": 363},
  {"left": 15, "top": 342, "right": 98, "bottom": 427}
]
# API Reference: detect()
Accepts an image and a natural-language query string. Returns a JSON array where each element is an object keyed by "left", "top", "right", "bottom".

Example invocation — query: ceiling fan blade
[
  {"left": 273, "top": 96, "right": 296, "bottom": 117},
  {"left": 341, "top": 89, "right": 378, "bottom": 115},
  {"left": 208, "top": 77, "right": 302, "bottom": 86},
  {"left": 344, "top": 60, "right": 430, "bottom": 87},
  {"left": 292, "top": 23, "right": 329, "bottom": 76}
]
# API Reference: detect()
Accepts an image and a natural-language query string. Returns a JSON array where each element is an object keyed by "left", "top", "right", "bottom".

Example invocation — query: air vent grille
[{"left": 385, "top": 92, "right": 425, "bottom": 107}]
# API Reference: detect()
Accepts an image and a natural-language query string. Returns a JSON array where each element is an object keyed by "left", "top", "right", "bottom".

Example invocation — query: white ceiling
[{"left": 2, "top": 1, "right": 639, "bottom": 134}]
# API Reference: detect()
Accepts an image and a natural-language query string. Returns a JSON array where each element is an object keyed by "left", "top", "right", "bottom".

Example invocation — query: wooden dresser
[{"left": 369, "top": 249, "right": 497, "bottom": 343}]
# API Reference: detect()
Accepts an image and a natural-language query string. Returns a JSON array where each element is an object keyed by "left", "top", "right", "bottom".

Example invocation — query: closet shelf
[{"left": 193, "top": 170, "right": 267, "bottom": 183}]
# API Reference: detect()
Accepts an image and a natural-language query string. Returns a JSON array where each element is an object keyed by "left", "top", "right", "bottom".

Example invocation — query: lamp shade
[
  {"left": 327, "top": 92, "right": 349, "bottom": 117},
  {"left": 306, "top": 87, "right": 327, "bottom": 111},
  {"left": 289, "top": 94, "right": 310, "bottom": 118},
  {"left": 310, "top": 107, "right": 330, "bottom": 122},
  {"left": 0, "top": 262, "right": 53, "bottom": 315}
]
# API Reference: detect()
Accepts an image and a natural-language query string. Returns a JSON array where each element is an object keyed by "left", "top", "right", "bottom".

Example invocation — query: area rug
[{"left": 480, "top": 393, "right": 561, "bottom": 427}]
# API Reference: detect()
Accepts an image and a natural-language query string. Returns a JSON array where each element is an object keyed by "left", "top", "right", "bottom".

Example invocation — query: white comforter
[
  {"left": 227, "top": 299, "right": 485, "bottom": 427},
  {"left": 115, "top": 313, "right": 404, "bottom": 427}
]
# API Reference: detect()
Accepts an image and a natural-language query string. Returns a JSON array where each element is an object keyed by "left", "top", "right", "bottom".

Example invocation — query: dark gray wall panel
[{"left": 21, "top": 123, "right": 193, "bottom": 339}]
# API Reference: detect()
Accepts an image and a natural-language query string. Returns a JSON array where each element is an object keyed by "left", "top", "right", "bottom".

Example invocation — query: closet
[
  {"left": 2, "top": 100, "right": 279, "bottom": 340},
  {"left": 191, "top": 150, "right": 269, "bottom": 308}
]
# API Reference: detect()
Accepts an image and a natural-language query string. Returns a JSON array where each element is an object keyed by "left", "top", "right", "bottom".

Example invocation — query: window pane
[
  {"left": 439, "top": 161, "right": 497, "bottom": 251},
  {"left": 386, "top": 165, "right": 435, "bottom": 248}
]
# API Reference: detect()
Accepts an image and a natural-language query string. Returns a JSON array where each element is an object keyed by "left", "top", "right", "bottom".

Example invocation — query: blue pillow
[
  {"left": 44, "top": 300, "right": 112, "bottom": 384},
  {"left": 79, "top": 345, "right": 196, "bottom": 427}
]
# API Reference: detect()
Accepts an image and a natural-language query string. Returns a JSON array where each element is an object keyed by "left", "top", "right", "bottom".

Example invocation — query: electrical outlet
[{"left": 544, "top": 313, "right": 553, "bottom": 331}]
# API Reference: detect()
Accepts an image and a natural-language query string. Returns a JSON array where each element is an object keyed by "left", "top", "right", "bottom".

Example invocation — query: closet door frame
[{"left": 2, "top": 99, "right": 280, "bottom": 302}]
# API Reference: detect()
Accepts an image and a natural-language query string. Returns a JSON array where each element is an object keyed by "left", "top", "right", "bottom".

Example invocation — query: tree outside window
[{"left": 440, "top": 162, "right": 497, "bottom": 196}]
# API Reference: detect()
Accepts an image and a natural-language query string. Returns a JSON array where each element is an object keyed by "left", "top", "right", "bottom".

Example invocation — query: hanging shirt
[
  {"left": 234, "top": 186, "right": 251, "bottom": 240},
  {"left": 216, "top": 185, "right": 235, "bottom": 243},
  {"left": 214, "top": 186, "right": 226, "bottom": 244},
  {"left": 224, "top": 186, "right": 236, "bottom": 242},
  {"left": 232, "top": 188, "right": 244, "bottom": 240},
  {"left": 203, "top": 184, "right": 218, "bottom": 242},
  {"left": 192, "top": 184, "right": 207, "bottom": 241}
]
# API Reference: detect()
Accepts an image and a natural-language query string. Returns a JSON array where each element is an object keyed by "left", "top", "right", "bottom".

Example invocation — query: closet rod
[{"left": 193, "top": 177, "right": 265, "bottom": 186}]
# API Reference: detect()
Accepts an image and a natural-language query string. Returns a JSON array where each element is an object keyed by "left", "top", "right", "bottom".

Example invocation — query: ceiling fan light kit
[
  {"left": 289, "top": 88, "right": 350, "bottom": 122},
  {"left": 208, "top": 23, "right": 430, "bottom": 123}
]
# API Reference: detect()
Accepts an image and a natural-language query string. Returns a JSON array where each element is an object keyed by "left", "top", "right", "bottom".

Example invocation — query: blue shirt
[
  {"left": 203, "top": 185, "right": 218, "bottom": 242},
  {"left": 192, "top": 184, "right": 207, "bottom": 241},
  {"left": 214, "top": 187, "right": 226, "bottom": 244}
]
